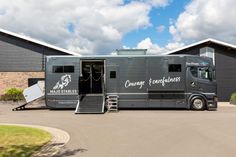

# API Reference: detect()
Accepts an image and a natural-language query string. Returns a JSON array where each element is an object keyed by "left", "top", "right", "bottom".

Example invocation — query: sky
[{"left": 0, "top": 0, "right": 236, "bottom": 55}]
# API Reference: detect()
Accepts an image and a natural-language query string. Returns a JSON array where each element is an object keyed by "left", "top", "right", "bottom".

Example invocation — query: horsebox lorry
[{"left": 44, "top": 51, "right": 217, "bottom": 113}]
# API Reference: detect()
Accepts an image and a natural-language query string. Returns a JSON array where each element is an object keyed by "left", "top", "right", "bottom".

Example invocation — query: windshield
[{"left": 190, "top": 67, "right": 211, "bottom": 80}]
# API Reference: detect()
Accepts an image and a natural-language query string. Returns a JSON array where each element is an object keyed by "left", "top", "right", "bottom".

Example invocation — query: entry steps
[
  {"left": 12, "top": 81, "right": 45, "bottom": 111},
  {"left": 75, "top": 94, "right": 105, "bottom": 114},
  {"left": 106, "top": 95, "right": 119, "bottom": 112}
]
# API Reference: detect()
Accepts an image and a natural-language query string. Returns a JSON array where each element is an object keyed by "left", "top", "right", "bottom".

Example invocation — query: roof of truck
[{"left": 47, "top": 54, "right": 200, "bottom": 58}]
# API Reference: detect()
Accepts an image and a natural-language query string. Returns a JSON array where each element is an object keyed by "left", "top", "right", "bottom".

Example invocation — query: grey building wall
[
  {"left": 170, "top": 43, "right": 236, "bottom": 101},
  {"left": 214, "top": 45, "right": 236, "bottom": 101},
  {"left": 0, "top": 32, "right": 70, "bottom": 72}
]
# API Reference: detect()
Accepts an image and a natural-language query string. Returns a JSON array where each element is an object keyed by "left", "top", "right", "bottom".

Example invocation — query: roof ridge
[
  {"left": 163, "top": 38, "right": 236, "bottom": 55},
  {"left": 0, "top": 28, "right": 80, "bottom": 56}
]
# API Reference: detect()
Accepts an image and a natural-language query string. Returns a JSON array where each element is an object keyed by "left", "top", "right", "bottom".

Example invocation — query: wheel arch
[{"left": 188, "top": 93, "right": 207, "bottom": 109}]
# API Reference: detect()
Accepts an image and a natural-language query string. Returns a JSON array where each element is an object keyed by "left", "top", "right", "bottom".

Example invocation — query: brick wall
[{"left": 0, "top": 72, "right": 44, "bottom": 95}]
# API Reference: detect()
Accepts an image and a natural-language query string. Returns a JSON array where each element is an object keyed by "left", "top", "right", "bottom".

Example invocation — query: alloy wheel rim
[{"left": 193, "top": 99, "right": 203, "bottom": 109}]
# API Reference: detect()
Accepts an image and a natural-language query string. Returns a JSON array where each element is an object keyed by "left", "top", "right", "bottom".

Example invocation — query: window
[
  {"left": 110, "top": 71, "right": 116, "bottom": 78},
  {"left": 190, "top": 67, "right": 210, "bottom": 80},
  {"left": 53, "top": 66, "right": 63, "bottom": 73},
  {"left": 53, "top": 65, "right": 74, "bottom": 73},
  {"left": 168, "top": 64, "right": 182, "bottom": 72},
  {"left": 190, "top": 67, "right": 198, "bottom": 77},
  {"left": 198, "top": 67, "right": 210, "bottom": 80},
  {"left": 64, "top": 66, "right": 74, "bottom": 73},
  {"left": 200, "top": 47, "right": 215, "bottom": 65}
]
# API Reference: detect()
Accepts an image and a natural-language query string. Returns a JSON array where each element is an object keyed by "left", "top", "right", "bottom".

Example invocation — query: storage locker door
[{"left": 107, "top": 65, "right": 119, "bottom": 94}]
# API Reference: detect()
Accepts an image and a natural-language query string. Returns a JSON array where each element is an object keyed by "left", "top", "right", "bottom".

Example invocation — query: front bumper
[{"left": 207, "top": 96, "right": 218, "bottom": 110}]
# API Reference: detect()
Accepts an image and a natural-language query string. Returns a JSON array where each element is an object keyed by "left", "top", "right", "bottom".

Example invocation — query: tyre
[{"left": 191, "top": 96, "right": 205, "bottom": 110}]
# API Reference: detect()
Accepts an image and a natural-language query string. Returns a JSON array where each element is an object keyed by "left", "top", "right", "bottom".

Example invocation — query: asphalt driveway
[{"left": 0, "top": 102, "right": 236, "bottom": 157}]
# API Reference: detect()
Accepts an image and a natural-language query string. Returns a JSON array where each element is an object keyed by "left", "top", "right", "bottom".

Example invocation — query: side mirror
[
  {"left": 208, "top": 67, "right": 214, "bottom": 81},
  {"left": 209, "top": 71, "right": 213, "bottom": 81}
]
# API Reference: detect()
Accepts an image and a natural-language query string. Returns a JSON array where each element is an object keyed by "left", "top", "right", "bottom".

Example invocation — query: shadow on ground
[{"left": 54, "top": 148, "right": 88, "bottom": 157}]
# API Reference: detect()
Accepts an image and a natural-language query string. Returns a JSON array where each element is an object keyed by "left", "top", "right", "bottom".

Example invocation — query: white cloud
[
  {"left": 137, "top": 38, "right": 164, "bottom": 54},
  {"left": 0, "top": 0, "right": 170, "bottom": 55},
  {"left": 136, "top": 37, "right": 184, "bottom": 54},
  {"left": 169, "top": 0, "right": 236, "bottom": 44},
  {"left": 141, "top": 0, "right": 170, "bottom": 7},
  {"left": 165, "top": 42, "right": 184, "bottom": 50},
  {"left": 156, "top": 25, "right": 165, "bottom": 33}
]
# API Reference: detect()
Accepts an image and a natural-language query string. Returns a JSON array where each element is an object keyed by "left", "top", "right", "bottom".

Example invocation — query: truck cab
[{"left": 186, "top": 56, "right": 217, "bottom": 110}]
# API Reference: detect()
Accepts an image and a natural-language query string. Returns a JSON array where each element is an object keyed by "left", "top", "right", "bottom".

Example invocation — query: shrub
[
  {"left": 230, "top": 92, "right": 236, "bottom": 101},
  {"left": 0, "top": 88, "right": 24, "bottom": 101}
]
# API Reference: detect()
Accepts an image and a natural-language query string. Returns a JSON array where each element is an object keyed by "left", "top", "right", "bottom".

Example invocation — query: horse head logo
[{"left": 53, "top": 74, "right": 72, "bottom": 90}]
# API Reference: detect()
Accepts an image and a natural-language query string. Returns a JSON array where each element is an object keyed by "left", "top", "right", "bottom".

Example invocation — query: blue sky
[
  {"left": 0, "top": 0, "right": 236, "bottom": 55},
  {"left": 123, "top": 0, "right": 190, "bottom": 48}
]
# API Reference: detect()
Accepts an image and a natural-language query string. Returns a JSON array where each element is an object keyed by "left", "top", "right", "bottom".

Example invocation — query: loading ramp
[
  {"left": 75, "top": 94, "right": 105, "bottom": 114},
  {"left": 12, "top": 102, "right": 29, "bottom": 111},
  {"left": 12, "top": 81, "right": 45, "bottom": 111}
]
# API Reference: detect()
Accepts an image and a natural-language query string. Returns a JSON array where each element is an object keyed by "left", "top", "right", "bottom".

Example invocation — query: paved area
[
  {"left": 0, "top": 123, "right": 70, "bottom": 157},
  {"left": 0, "top": 102, "right": 236, "bottom": 157}
]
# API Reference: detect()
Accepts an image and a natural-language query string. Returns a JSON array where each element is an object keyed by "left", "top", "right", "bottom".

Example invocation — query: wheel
[{"left": 191, "top": 96, "right": 205, "bottom": 110}]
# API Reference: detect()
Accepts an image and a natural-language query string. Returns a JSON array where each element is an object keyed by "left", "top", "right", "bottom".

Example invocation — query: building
[
  {"left": 164, "top": 38, "right": 236, "bottom": 101},
  {"left": 0, "top": 29, "right": 79, "bottom": 95}
]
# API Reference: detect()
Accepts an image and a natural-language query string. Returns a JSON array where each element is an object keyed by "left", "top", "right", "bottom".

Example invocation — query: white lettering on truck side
[
  {"left": 125, "top": 80, "right": 145, "bottom": 89},
  {"left": 149, "top": 77, "right": 181, "bottom": 87},
  {"left": 125, "top": 76, "right": 181, "bottom": 89}
]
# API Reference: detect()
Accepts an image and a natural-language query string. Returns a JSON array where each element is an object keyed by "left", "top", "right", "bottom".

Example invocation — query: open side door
[{"left": 75, "top": 60, "right": 105, "bottom": 114}]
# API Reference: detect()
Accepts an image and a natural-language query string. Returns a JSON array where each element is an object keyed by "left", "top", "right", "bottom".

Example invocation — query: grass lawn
[{"left": 0, "top": 125, "right": 52, "bottom": 157}]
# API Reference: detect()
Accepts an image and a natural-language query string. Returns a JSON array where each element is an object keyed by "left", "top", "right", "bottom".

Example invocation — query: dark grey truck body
[{"left": 45, "top": 55, "right": 217, "bottom": 112}]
